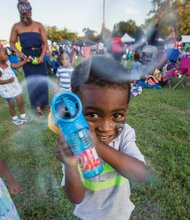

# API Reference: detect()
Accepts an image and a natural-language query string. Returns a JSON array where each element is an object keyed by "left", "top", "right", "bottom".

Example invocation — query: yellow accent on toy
[
  {"left": 48, "top": 112, "right": 60, "bottom": 135},
  {"left": 32, "top": 57, "right": 39, "bottom": 65}
]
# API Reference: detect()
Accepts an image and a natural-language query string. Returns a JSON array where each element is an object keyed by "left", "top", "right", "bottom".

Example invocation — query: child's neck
[
  {"left": 63, "top": 64, "right": 71, "bottom": 68},
  {"left": 0, "top": 61, "right": 8, "bottom": 69}
]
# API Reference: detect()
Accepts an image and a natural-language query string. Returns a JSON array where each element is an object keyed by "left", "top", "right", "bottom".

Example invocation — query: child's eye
[
  {"left": 113, "top": 113, "right": 124, "bottom": 120},
  {"left": 85, "top": 113, "right": 99, "bottom": 120}
]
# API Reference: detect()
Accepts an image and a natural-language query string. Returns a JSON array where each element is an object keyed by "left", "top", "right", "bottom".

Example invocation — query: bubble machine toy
[{"left": 51, "top": 91, "right": 103, "bottom": 178}]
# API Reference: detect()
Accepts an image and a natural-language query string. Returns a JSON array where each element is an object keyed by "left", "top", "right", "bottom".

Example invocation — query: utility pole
[{"left": 102, "top": 0, "right": 106, "bottom": 40}]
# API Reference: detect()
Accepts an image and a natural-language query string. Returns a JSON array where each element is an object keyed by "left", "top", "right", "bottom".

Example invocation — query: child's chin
[{"left": 98, "top": 137, "right": 113, "bottom": 145}]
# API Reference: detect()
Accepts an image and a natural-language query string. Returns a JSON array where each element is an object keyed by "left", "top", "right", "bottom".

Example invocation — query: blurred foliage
[
  {"left": 82, "top": 27, "right": 102, "bottom": 42},
  {"left": 45, "top": 26, "right": 78, "bottom": 42},
  {"left": 146, "top": 0, "right": 190, "bottom": 38},
  {"left": 111, "top": 0, "right": 190, "bottom": 40},
  {"left": 112, "top": 19, "right": 137, "bottom": 37}
]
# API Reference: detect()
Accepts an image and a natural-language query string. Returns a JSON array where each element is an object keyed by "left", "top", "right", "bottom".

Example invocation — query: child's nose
[{"left": 98, "top": 120, "right": 116, "bottom": 132}]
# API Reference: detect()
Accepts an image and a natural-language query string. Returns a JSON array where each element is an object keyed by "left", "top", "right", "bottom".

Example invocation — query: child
[
  {"left": 130, "top": 51, "right": 143, "bottom": 81},
  {"left": 53, "top": 56, "right": 147, "bottom": 220},
  {"left": 55, "top": 51, "right": 74, "bottom": 91},
  {"left": 0, "top": 158, "right": 22, "bottom": 219},
  {"left": 0, "top": 47, "right": 32, "bottom": 125},
  {"left": 51, "top": 52, "right": 59, "bottom": 75}
]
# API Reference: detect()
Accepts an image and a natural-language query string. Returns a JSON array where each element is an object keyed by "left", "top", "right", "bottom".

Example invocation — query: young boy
[
  {"left": 53, "top": 55, "right": 147, "bottom": 220},
  {"left": 55, "top": 51, "right": 74, "bottom": 91}
]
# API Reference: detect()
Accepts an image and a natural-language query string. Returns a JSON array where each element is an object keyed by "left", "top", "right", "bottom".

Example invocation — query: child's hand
[
  {"left": 54, "top": 135, "right": 78, "bottom": 167},
  {"left": 38, "top": 56, "right": 44, "bottom": 64},
  {"left": 18, "top": 51, "right": 27, "bottom": 60},
  {"left": 27, "top": 56, "right": 33, "bottom": 62},
  {"left": 8, "top": 77, "right": 15, "bottom": 83},
  {"left": 7, "top": 179, "right": 22, "bottom": 195}
]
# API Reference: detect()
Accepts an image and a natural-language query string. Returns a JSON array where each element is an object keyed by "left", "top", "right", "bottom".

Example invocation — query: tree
[
  {"left": 112, "top": 20, "right": 136, "bottom": 37},
  {"left": 146, "top": 0, "right": 190, "bottom": 38},
  {"left": 46, "top": 26, "right": 78, "bottom": 42},
  {"left": 82, "top": 27, "right": 97, "bottom": 40},
  {"left": 176, "top": 0, "right": 190, "bottom": 35}
]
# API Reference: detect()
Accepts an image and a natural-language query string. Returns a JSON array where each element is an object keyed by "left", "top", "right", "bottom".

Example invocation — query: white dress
[{"left": 0, "top": 61, "right": 22, "bottom": 99}]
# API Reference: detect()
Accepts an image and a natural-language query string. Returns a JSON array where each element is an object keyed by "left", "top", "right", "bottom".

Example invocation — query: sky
[{"left": 0, "top": 0, "right": 152, "bottom": 40}]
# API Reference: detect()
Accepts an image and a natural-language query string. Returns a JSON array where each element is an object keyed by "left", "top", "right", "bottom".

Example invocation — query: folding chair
[{"left": 166, "top": 57, "right": 190, "bottom": 89}]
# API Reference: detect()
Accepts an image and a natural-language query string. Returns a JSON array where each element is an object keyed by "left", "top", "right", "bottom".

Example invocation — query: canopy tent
[
  {"left": 74, "top": 39, "right": 96, "bottom": 47},
  {"left": 121, "top": 33, "right": 135, "bottom": 43},
  {"left": 181, "top": 35, "right": 190, "bottom": 43},
  {"left": 57, "top": 39, "right": 72, "bottom": 45},
  {"left": 158, "top": 37, "right": 164, "bottom": 42}
]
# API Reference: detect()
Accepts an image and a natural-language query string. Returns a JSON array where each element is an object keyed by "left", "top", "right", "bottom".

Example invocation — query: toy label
[{"left": 77, "top": 146, "right": 101, "bottom": 172}]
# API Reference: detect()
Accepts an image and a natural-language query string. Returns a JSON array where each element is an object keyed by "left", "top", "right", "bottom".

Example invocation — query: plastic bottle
[{"left": 51, "top": 91, "right": 103, "bottom": 178}]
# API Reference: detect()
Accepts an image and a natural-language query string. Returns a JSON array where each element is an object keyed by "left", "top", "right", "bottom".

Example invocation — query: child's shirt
[
  {"left": 0, "top": 61, "right": 22, "bottom": 98},
  {"left": 61, "top": 123, "right": 145, "bottom": 220},
  {"left": 130, "top": 61, "right": 142, "bottom": 80},
  {"left": 56, "top": 65, "right": 74, "bottom": 90},
  {"left": 0, "top": 177, "right": 20, "bottom": 219}
]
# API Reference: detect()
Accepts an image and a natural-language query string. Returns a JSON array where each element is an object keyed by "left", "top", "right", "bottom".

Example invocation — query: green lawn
[{"left": 0, "top": 75, "right": 189, "bottom": 219}]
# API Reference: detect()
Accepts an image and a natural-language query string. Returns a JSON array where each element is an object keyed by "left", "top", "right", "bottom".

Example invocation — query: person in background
[
  {"left": 56, "top": 51, "right": 74, "bottom": 91},
  {"left": 0, "top": 47, "right": 32, "bottom": 125},
  {"left": 147, "top": 23, "right": 159, "bottom": 47},
  {"left": 51, "top": 52, "right": 60, "bottom": 75},
  {"left": 9, "top": 0, "right": 49, "bottom": 118},
  {"left": 6, "top": 47, "right": 19, "bottom": 75},
  {"left": 164, "top": 24, "right": 177, "bottom": 50},
  {"left": 130, "top": 51, "right": 143, "bottom": 82},
  {"left": 0, "top": 158, "right": 22, "bottom": 219},
  {"left": 53, "top": 56, "right": 147, "bottom": 220}
]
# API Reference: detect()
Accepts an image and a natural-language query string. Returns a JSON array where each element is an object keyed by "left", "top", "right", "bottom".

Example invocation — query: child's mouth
[{"left": 97, "top": 135, "right": 112, "bottom": 142}]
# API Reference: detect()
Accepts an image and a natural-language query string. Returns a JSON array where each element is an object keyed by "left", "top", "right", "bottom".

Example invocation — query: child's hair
[
  {"left": 71, "top": 55, "right": 131, "bottom": 104},
  {"left": 60, "top": 51, "right": 71, "bottom": 60},
  {"left": 133, "top": 52, "right": 140, "bottom": 61}
]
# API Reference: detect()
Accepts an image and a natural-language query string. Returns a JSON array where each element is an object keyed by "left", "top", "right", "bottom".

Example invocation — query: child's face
[
  {"left": 80, "top": 85, "right": 129, "bottom": 144},
  {"left": 61, "top": 54, "right": 71, "bottom": 67},
  {"left": 0, "top": 49, "right": 8, "bottom": 62}
]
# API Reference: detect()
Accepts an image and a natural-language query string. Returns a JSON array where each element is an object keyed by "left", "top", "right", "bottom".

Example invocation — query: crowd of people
[{"left": 0, "top": 0, "right": 189, "bottom": 220}]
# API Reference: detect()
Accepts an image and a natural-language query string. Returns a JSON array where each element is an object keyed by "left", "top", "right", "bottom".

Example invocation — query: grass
[{"left": 0, "top": 73, "right": 190, "bottom": 220}]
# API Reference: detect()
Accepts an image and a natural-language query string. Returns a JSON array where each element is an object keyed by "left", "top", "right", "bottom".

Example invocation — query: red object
[
  {"left": 111, "top": 37, "right": 122, "bottom": 53},
  {"left": 174, "top": 41, "right": 183, "bottom": 50}
]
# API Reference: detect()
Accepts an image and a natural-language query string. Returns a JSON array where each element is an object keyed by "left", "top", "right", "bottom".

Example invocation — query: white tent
[
  {"left": 158, "top": 37, "right": 164, "bottom": 42},
  {"left": 181, "top": 35, "right": 190, "bottom": 43},
  {"left": 121, "top": 33, "right": 135, "bottom": 43}
]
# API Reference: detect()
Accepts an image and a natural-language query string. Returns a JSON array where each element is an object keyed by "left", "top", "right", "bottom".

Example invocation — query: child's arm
[
  {"left": 0, "top": 77, "right": 15, "bottom": 85},
  {"left": 55, "top": 69, "right": 60, "bottom": 85},
  {"left": 91, "top": 131, "right": 147, "bottom": 182},
  {"left": 11, "top": 59, "right": 28, "bottom": 69},
  {"left": 55, "top": 135, "right": 85, "bottom": 204},
  {"left": 55, "top": 77, "right": 60, "bottom": 85},
  {"left": 0, "top": 159, "right": 22, "bottom": 195}
]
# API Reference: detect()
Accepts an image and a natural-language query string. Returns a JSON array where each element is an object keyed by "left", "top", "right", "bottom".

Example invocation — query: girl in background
[{"left": 0, "top": 47, "right": 32, "bottom": 125}]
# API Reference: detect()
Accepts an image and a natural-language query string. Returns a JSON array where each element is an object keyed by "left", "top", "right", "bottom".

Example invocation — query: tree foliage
[
  {"left": 146, "top": 0, "right": 190, "bottom": 38},
  {"left": 112, "top": 19, "right": 137, "bottom": 37},
  {"left": 45, "top": 26, "right": 78, "bottom": 42},
  {"left": 82, "top": 27, "right": 102, "bottom": 41}
]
